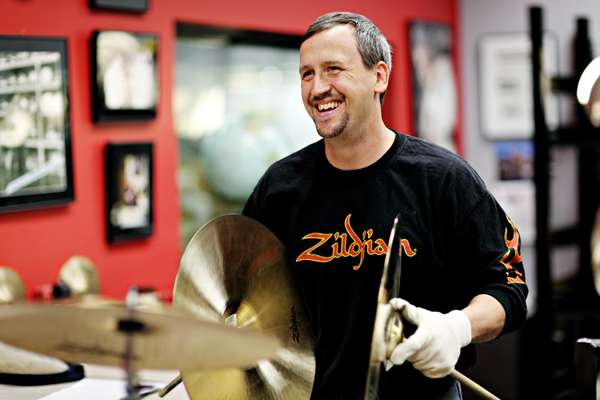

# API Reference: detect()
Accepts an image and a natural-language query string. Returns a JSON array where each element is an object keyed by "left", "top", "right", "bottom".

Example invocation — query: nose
[{"left": 311, "top": 72, "right": 331, "bottom": 98}]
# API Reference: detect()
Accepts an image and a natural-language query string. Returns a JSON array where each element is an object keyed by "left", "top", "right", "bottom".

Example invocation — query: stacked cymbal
[
  {"left": 173, "top": 214, "right": 315, "bottom": 399},
  {"left": 0, "top": 267, "right": 73, "bottom": 381}
]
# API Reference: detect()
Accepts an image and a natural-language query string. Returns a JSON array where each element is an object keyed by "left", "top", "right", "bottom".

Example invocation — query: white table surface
[{"left": 0, "top": 364, "right": 190, "bottom": 400}]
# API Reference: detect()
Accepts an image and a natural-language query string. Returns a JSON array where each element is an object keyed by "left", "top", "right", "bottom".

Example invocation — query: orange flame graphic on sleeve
[{"left": 500, "top": 216, "right": 526, "bottom": 284}]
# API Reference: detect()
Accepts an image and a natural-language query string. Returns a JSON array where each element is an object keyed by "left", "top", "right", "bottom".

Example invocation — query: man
[{"left": 243, "top": 11, "right": 528, "bottom": 399}]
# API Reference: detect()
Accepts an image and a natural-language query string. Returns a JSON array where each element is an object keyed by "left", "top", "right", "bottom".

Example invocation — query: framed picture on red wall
[
  {"left": 105, "top": 142, "right": 153, "bottom": 243},
  {"left": 0, "top": 36, "right": 74, "bottom": 213},
  {"left": 91, "top": 30, "right": 158, "bottom": 123},
  {"left": 409, "top": 21, "right": 457, "bottom": 153},
  {"left": 89, "top": 0, "right": 148, "bottom": 14}
]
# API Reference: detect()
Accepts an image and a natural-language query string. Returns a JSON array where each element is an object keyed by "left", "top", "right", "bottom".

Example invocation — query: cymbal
[
  {"left": 58, "top": 255, "right": 100, "bottom": 296},
  {"left": 0, "top": 267, "right": 26, "bottom": 304},
  {"left": 0, "top": 301, "right": 281, "bottom": 371},
  {"left": 0, "top": 341, "right": 68, "bottom": 375},
  {"left": 591, "top": 207, "right": 600, "bottom": 296},
  {"left": 173, "top": 214, "right": 315, "bottom": 399}
]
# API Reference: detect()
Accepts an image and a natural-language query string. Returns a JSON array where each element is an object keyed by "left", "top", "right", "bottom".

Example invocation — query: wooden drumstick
[
  {"left": 158, "top": 374, "right": 182, "bottom": 398},
  {"left": 451, "top": 370, "right": 500, "bottom": 400}
]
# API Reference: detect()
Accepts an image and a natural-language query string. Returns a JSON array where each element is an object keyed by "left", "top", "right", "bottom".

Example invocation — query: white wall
[
  {"left": 459, "top": 1, "right": 600, "bottom": 398},
  {"left": 461, "top": 0, "right": 600, "bottom": 313}
]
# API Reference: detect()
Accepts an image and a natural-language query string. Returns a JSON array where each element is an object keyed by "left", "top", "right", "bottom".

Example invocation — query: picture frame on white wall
[{"left": 478, "top": 32, "right": 559, "bottom": 140}]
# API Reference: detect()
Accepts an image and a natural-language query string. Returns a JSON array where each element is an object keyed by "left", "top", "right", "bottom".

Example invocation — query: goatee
[{"left": 315, "top": 113, "right": 349, "bottom": 139}]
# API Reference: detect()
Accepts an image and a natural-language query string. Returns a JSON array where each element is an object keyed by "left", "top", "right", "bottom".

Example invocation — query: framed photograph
[
  {"left": 409, "top": 21, "right": 458, "bottom": 153},
  {"left": 0, "top": 36, "right": 74, "bottom": 213},
  {"left": 91, "top": 30, "right": 158, "bottom": 122},
  {"left": 495, "top": 140, "right": 534, "bottom": 181},
  {"left": 105, "top": 142, "right": 153, "bottom": 243},
  {"left": 89, "top": 0, "right": 148, "bottom": 13},
  {"left": 478, "top": 32, "right": 559, "bottom": 140}
]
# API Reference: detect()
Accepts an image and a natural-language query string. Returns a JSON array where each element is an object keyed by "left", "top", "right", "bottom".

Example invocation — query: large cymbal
[
  {"left": 173, "top": 214, "right": 315, "bottom": 399},
  {"left": 0, "top": 301, "right": 281, "bottom": 371}
]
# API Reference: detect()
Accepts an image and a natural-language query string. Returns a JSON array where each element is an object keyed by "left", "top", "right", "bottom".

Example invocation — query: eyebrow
[{"left": 299, "top": 61, "right": 343, "bottom": 74}]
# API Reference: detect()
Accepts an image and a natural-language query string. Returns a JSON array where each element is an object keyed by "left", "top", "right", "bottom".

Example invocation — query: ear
[{"left": 373, "top": 61, "right": 390, "bottom": 96}]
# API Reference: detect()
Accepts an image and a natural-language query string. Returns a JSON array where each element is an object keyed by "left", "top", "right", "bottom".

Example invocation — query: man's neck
[{"left": 324, "top": 121, "right": 396, "bottom": 170}]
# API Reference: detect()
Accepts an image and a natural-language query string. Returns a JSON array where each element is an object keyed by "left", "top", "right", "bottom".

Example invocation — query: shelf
[
  {"left": 0, "top": 53, "right": 60, "bottom": 72},
  {"left": 548, "top": 126, "right": 600, "bottom": 146},
  {"left": 549, "top": 225, "right": 581, "bottom": 246},
  {"left": 0, "top": 80, "right": 62, "bottom": 95}
]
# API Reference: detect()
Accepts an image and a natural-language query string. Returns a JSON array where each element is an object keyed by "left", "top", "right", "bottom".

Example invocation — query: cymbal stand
[{"left": 120, "top": 287, "right": 143, "bottom": 400}]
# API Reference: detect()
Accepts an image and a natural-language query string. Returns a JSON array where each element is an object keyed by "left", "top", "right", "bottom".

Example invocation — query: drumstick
[
  {"left": 451, "top": 370, "right": 500, "bottom": 400},
  {"left": 158, "top": 374, "right": 182, "bottom": 398}
]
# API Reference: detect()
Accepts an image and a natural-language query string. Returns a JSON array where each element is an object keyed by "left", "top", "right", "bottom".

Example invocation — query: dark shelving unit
[{"left": 523, "top": 6, "right": 600, "bottom": 400}]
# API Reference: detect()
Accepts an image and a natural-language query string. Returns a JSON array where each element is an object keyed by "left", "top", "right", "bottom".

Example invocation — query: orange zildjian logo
[
  {"left": 296, "top": 214, "right": 416, "bottom": 270},
  {"left": 501, "top": 216, "right": 526, "bottom": 284}
]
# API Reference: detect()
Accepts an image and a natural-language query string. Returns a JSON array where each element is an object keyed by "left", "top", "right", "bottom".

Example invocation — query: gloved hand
[{"left": 388, "top": 298, "right": 472, "bottom": 378}]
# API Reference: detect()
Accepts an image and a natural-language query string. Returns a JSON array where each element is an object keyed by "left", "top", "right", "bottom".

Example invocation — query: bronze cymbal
[
  {"left": 58, "top": 255, "right": 100, "bottom": 296},
  {"left": 173, "top": 214, "right": 315, "bottom": 399},
  {"left": 0, "top": 267, "right": 26, "bottom": 305},
  {"left": 0, "top": 302, "right": 281, "bottom": 371}
]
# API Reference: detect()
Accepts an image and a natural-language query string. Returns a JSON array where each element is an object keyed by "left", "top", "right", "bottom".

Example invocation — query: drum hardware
[
  {"left": 364, "top": 216, "right": 501, "bottom": 400},
  {"left": 172, "top": 214, "right": 315, "bottom": 399}
]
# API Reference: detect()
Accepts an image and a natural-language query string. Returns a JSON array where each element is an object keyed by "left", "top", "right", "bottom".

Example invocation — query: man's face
[{"left": 299, "top": 25, "right": 380, "bottom": 140}]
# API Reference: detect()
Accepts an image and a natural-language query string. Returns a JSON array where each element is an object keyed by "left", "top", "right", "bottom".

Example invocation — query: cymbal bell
[
  {"left": 58, "top": 255, "right": 100, "bottom": 296},
  {"left": 173, "top": 214, "right": 315, "bottom": 399},
  {"left": 0, "top": 301, "right": 281, "bottom": 371},
  {"left": 0, "top": 267, "right": 26, "bottom": 305}
]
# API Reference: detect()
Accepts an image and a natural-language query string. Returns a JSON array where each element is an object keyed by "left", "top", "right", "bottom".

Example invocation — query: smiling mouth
[
  {"left": 314, "top": 101, "right": 342, "bottom": 119},
  {"left": 316, "top": 101, "right": 341, "bottom": 112}
]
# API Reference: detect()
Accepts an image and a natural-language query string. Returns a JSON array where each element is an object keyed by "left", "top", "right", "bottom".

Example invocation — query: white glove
[{"left": 388, "top": 298, "right": 472, "bottom": 378}]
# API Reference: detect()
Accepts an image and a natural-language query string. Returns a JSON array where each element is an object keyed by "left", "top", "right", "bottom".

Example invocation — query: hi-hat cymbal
[
  {"left": 58, "top": 255, "right": 100, "bottom": 296},
  {"left": 173, "top": 214, "right": 315, "bottom": 399},
  {"left": 0, "top": 301, "right": 281, "bottom": 371},
  {"left": 0, "top": 267, "right": 26, "bottom": 305}
]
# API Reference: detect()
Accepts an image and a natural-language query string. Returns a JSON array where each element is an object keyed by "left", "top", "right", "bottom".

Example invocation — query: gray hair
[{"left": 302, "top": 12, "right": 392, "bottom": 104}]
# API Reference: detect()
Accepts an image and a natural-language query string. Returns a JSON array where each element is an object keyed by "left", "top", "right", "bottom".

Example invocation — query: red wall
[{"left": 0, "top": 0, "right": 460, "bottom": 299}]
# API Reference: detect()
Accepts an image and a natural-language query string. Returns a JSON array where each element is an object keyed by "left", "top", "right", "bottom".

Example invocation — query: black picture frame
[
  {"left": 89, "top": 0, "right": 149, "bottom": 13},
  {"left": 0, "top": 36, "right": 74, "bottom": 213},
  {"left": 408, "top": 20, "right": 458, "bottom": 153},
  {"left": 105, "top": 142, "right": 153, "bottom": 243},
  {"left": 91, "top": 30, "right": 158, "bottom": 123}
]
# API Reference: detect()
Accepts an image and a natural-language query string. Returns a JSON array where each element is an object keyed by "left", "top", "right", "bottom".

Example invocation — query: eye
[
  {"left": 301, "top": 70, "right": 314, "bottom": 80},
  {"left": 327, "top": 66, "right": 341, "bottom": 73}
]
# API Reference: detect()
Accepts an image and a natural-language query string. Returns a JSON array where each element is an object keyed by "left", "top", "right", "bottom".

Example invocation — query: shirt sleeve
[{"left": 442, "top": 159, "right": 529, "bottom": 334}]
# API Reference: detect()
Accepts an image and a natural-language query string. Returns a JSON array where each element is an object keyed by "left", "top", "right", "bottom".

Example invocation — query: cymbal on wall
[
  {"left": 0, "top": 267, "right": 25, "bottom": 305},
  {"left": 58, "top": 255, "right": 100, "bottom": 297}
]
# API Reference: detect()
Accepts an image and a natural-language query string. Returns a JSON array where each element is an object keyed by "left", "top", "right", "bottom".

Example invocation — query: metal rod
[
  {"left": 451, "top": 369, "right": 500, "bottom": 400},
  {"left": 158, "top": 374, "right": 183, "bottom": 398}
]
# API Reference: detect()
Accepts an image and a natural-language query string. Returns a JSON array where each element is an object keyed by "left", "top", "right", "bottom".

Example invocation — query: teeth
[{"left": 317, "top": 102, "right": 340, "bottom": 111}]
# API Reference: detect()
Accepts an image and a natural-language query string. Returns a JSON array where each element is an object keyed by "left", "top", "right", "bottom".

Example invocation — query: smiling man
[{"left": 243, "top": 12, "right": 528, "bottom": 400}]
